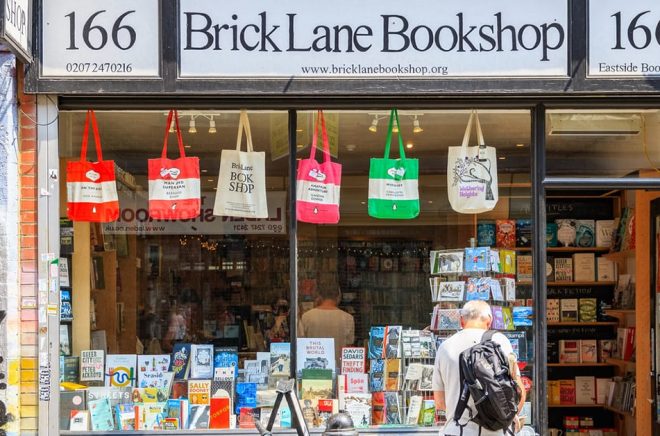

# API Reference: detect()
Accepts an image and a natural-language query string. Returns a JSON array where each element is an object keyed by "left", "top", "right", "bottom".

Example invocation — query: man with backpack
[{"left": 432, "top": 300, "right": 526, "bottom": 435}]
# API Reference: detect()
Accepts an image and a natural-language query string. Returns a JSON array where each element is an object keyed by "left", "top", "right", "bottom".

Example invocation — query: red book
[
  {"left": 209, "top": 397, "right": 231, "bottom": 429},
  {"left": 496, "top": 220, "right": 516, "bottom": 248},
  {"left": 624, "top": 327, "right": 636, "bottom": 362},
  {"left": 371, "top": 392, "right": 385, "bottom": 425},
  {"left": 239, "top": 407, "right": 257, "bottom": 429},
  {"left": 559, "top": 380, "right": 576, "bottom": 405},
  {"left": 171, "top": 381, "right": 188, "bottom": 399}
]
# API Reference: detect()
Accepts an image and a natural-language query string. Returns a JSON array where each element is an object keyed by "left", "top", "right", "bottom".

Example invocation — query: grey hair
[{"left": 460, "top": 300, "right": 492, "bottom": 321}]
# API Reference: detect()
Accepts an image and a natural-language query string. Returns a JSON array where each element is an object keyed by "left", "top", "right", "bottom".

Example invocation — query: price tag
[{"left": 41, "top": 0, "right": 160, "bottom": 77}]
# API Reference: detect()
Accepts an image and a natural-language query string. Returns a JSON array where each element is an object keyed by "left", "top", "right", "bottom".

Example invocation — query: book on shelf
[
  {"left": 105, "top": 354, "right": 137, "bottom": 388},
  {"left": 189, "top": 380, "right": 212, "bottom": 406},
  {"left": 341, "top": 347, "right": 366, "bottom": 374},
  {"left": 596, "top": 220, "right": 615, "bottom": 248},
  {"left": 384, "top": 359, "right": 401, "bottom": 391},
  {"left": 548, "top": 380, "right": 560, "bottom": 405},
  {"left": 60, "top": 390, "right": 86, "bottom": 430},
  {"left": 516, "top": 255, "right": 532, "bottom": 282},
  {"left": 269, "top": 342, "right": 291, "bottom": 378},
  {"left": 501, "top": 307, "right": 515, "bottom": 331},
  {"left": 464, "top": 247, "right": 490, "bottom": 272},
  {"left": 213, "top": 347, "right": 239, "bottom": 375},
  {"left": 60, "top": 356, "right": 79, "bottom": 383},
  {"left": 546, "top": 255, "right": 555, "bottom": 282},
  {"left": 317, "top": 399, "right": 339, "bottom": 428},
  {"left": 554, "top": 258, "right": 573, "bottom": 282},
  {"left": 296, "top": 338, "right": 336, "bottom": 378},
  {"left": 383, "top": 326, "right": 402, "bottom": 358},
  {"left": 477, "top": 222, "right": 496, "bottom": 247},
  {"left": 575, "top": 376, "right": 596, "bottom": 405},
  {"left": 300, "top": 369, "right": 333, "bottom": 400},
  {"left": 597, "top": 257, "right": 616, "bottom": 282},
  {"left": 342, "top": 393, "right": 372, "bottom": 428},
  {"left": 500, "top": 249, "right": 516, "bottom": 275},
  {"left": 496, "top": 220, "right": 516, "bottom": 248},
  {"left": 189, "top": 404, "right": 211, "bottom": 430},
  {"left": 512, "top": 307, "right": 533, "bottom": 327},
  {"left": 235, "top": 382, "right": 258, "bottom": 415},
  {"left": 546, "top": 299, "right": 560, "bottom": 323},
  {"left": 596, "top": 378, "right": 610, "bottom": 405},
  {"left": 502, "top": 331, "right": 527, "bottom": 362},
  {"left": 598, "top": 339, "right": 616, "bottom": 362},
  {"left": 166, "top": 398, "right": 189, "bottom": 430},
  {"left": 170, "top": 344, "right": 192, "bottom": 380},
  {"left": 559, "top": 379, "right": 576, "bottom": 405},
  {"left": 69, "top": 410, "right": 90, "bottom": 431},
  {"left": 371, "top": 392, "right": 385, "bottom": 425},
  {"left": 573, "top": 253, "right": 595, "bottom": 282},
  {"left": 556, "top": 219, "right": 577, "bottom": 247},
  {"left": 491, "top": 306, "right": 505, "bottom": 330},
  {"left": 614, "top": 274, "right": 634, "bottom": 309},
  {"left": 421, "top": 400, "right": 436, "bottom": 426},
  {"left": 580, "top": 339, "right": 598, "bottom": 363},
  {"left": 502, "top": 277, "right": 516, "bottom": 301},
  {"left": 406, "top": 395, "right": 423, "bottom": 425},
  {"left": 190, "top": 344, "right": 214, "bottom": 379},
  {"left": 578, "top": 298, "right": 597, "bottom": 323},
  {"left": 88, "top": 398, "right": 115, "bottom": 431},
  {"left": 369, "top": 359, "right": 384, "bottom": 392},
  {"left": 547, "top": 341, "right": 559, "bottom": 364},
  {"left": 575, "top": 220, "right": 595, "bottom": 248},
  {"left": 368, "top": 327, "right": 385, "bottom": 359},
  {"left": 115, "top": 403, "right": 136, "bottom": 430},
  {"left": 546, "top": 222, "right": 558, "bottom": 247},
  {"left": 209, "top": 397, "right": 231, "bottom": 429},
  {"left": 338, "top": 373, "right": 369, "bottom": 396},
  {"left": 516, "top": 219, "right": 532, "bottom": 247},
  {"left": 384, "top": 392, "right": 402, "bottom": 424},
  {"left": 80, "top": 350, "right": 105, "bottom": 384},
  {"left": 559, "top": 340, "right": 580, "bottom": 363},
  {"left": 560, "top": 299, "right": 579, "bottom": 322}
]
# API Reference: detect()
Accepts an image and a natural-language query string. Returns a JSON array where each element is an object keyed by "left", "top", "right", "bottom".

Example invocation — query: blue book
[
  {"left": 213, "top": 347, "right": 239, "bottom": 377},
  {"left": 369, "top": 359, "right": 385, "bottom": 392},
  {"left": 235, "top": 382, "right": 257, "bottom": 415},
  {"left": 465, "top": 278, "right": 491, "bottom": 301},
  {"left": 169, "top": 343, "right": 192, "bottom": 380},
  {"left": 89, "top": 398, "right": 114, "bottom": 431},
  {"left": 516, "top": 219, "right": 532, "bottom": 247},
  {"left": 464, "top": 247, "right": 490, "bottom": 272},
  {"left": 368, "top": 327, "right": 385, "bottom": 359},
  {"left": 115, "top": 403, "right": 136, "bottom": 430},
  {"left": 477, "top": 223, "right": 496, "bottom": 246},
  {"left": 512, "top": 307, "right": 533, "bottom": 327},
  {"left": 546, "top": 223, "right": 558, "bottom": 247}
]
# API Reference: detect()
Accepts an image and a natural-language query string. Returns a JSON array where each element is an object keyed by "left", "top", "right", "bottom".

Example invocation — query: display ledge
[
  {"left": 514, "top": 247, "right": 611, "bottom": 252},
  {"left": 547, "top": 322, "right": 619, "bottom": 326},
  {"left": 61, "top": 426, "right": 443, "bottom": 436},
  {"left": 547, "top": 363, "right": 616, "bottom": 367},
  {"left": 517, "top": 281, "right": 616, "bottom": 286},
  {"left": 548, "top": 404, "right": 605, "bottom": 408}
]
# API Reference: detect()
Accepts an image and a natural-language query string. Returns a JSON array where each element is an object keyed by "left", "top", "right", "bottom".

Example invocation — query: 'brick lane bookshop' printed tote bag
[
  {"left": 368, "top": 109, "right": 419, "bottom": 219},
  {"left": 296, "top": 110, "right": 342, "bottom": 224},
  {"left": 66, "top": 109, "right": 119, "bottom": 222},
  {"left": 148, "top": 109, "right": 201, "bottom": 219},
  {"left": 447, "top": 110, "right": 499, "bottom": 214},
  {"left": 214, "top": 110, "right": 268, "bottom": 218}
]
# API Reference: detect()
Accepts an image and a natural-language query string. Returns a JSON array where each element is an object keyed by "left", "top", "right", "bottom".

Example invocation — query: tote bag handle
[
  {"left": 309, "top": 110, "right": 331, "bottom": 163},
  {"left": 460, "top": 110, "right": 486, "bottom": 150},
  {"left": 80, "top": 109, "right": 103, "bottom": 162},
  {"left": 236, "top": 110, "right": 255, "bottom": 152},
  {"left": 383, "top": 109, "right": 406, "bottom": 161},
  {"left": 161, "top": 109, "right": 186, "bottom": 159}
]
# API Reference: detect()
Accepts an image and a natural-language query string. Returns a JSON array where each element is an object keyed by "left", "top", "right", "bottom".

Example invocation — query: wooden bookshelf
[
  {"left": 517, "top": 281, "right": 616, "bottom": 286},
  {"left": 602, "top": 249, "right": 635, "bottom": 262},
  {"left": 604, "top": 309, "right": 635, "bottom": 317},
  {"left": 548, "top": 404, "right": 605, "bottom": 408},
  {"left": 604, "top": 405, "right": 634, "bottom": 417},
  {"left": 547, "top": 321, "right": 618, "bottom": 327},
  {"left": 547, "top": 247, "right": 612, "bottom": 253},
  {"left": 547, "top": 363, "right": 616, "bottom": 367},
  {"left": 605, "top": 357, "right": 636, "bottom": 367}
]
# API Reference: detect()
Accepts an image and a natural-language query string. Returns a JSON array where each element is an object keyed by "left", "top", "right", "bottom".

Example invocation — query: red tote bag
[
  {"left": 148, "top": 109, "right": 201, "bottom": 220},
  {"left": 66, "top": 110, "right": 119, "bottom": 222},
  {"left": 296, "top": 110, "right": 342, "bottom": 224}
]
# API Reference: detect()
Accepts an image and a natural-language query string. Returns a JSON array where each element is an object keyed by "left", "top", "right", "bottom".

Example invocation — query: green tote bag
[{"left": 367, "top": 109, "right": 420, "bottom": 219}]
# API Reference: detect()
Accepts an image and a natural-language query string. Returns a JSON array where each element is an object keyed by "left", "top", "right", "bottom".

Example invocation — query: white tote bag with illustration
[
  {"left": 447, "top": 110, "right": 499, "bottom": 214},
  {"left": 213, "top": 110, "right": 268, "bottom": 218}
]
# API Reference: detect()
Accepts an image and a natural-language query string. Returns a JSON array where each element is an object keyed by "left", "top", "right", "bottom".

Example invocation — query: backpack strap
[{"left": 481, "top": 329, "right": 497, "bottom": 343}]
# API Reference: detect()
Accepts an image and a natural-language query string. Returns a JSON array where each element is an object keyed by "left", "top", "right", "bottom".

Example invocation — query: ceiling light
[
  {"left": 392, "top": 124, "right": 399, "bottom": 133},
  {"left": 499, "top": 156, "right": 506, "bottom": 160},
  {"left": 202, "top": 169, "right": 208, "bottom": 173},
  {"left": 208, "top": 117, "right": 217, "bottom": 134},
  {"left": 413, "top": 116, "right": 423, "bottom": 133},
  {"left": 516, "top": 143, "right": 525, "bottom": 147},
  {"left": 296, "top": 128, "right": 303, "bottom": 133},
  {"left": 188, "top": 117, "right": 197, "bottom": 134},
  {"left": 169, "top": 122, "right": 176, "bottom": 133},
  {"left": 297, "top": 144, "right": 305, "bottom": 149},
  {"left": 345, "top": 144, "right": 357, "bottom": 152},
  {"left": 184, "top": 145, "right": 191, "bottom": 149},
  {"left": 406, "top": 142, "right": 414, "bottom": 149},
  {"left": 369, "top": 118, "right": 378, "bottom": 133}
]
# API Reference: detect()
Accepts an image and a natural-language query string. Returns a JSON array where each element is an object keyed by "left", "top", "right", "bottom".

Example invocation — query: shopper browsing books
[
  {"left": 299, "top": 288, "right": 355, "bottom": 364},
  {"left": 432, "top": 300, "right": 526, "bottom": 436}
]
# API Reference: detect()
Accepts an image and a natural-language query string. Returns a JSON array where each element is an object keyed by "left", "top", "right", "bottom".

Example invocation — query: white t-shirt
[{"left": 433, "top": 328, "right": 517, "bottom": 436}]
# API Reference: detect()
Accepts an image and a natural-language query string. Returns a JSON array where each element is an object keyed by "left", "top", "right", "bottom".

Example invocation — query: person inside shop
[
  {"left": 163, "top": 301, "right": 187, "bottom": 352},
  {"left": 266, "top": 298, "right": 291, "bottom": 343},
  {"left": 432, "top": 300, "right": 526, "bottom": 435},
  {"left": 299, "top": 288, "right": 355, "bottom": 365}
]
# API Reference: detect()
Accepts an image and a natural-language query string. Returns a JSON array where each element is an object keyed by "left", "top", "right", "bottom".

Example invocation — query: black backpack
[{"left": 453, "top": 330, "right": 520, "bottom": 435}]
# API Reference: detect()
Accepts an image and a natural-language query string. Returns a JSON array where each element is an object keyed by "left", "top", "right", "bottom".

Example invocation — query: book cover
[
  {"left": 559, "top": 379, "right": 576, "bottom": 405},
  {"left": 60, "top": 289, "right": 73, "bottom": 321},
  {"left": 496, "top": 220, "right": 516, "bottom": 248},
  {"left": 384, "top": 392, "right": 402, "bottom": 424},
  {"left": 546, "top": 222, "right": 558, "bottom": 247},
  {"left": 573, "top": 253, "right": 595, "bottom": 282},
  {"left": 368, "top": 327, "right": 385, "bottom": 359},
  {"left": 580, "top": 339, "right": 598, "bottom": 363},
  {"left": 623, "top": 327, "right": 635, "bottom": 361},
  {"left": 188, "top": 380, "right": 212, "bottom": 405},
  {"left": 545, "top": 255, "right": 555, "bottom": 282},
  {"left": 269, "top": 342, "right": 291, "bottom": 377},
  {"left": 559, "top": 340, "right": 580, "bottom": 363},
  {"left": 512, "top": 307, "right": 533, "bottom": 327},
  {"left": 342, "top": 393, "right": 372, "bottom": 428},
  {"left": 80, "top": 350, "right": 105, "bottom": 383},
  {"left": 576, "top": 220, "right": 595, "bottom": 247},
  {"left": 317, "top": 398, "right": 338, "bottom": 428},
  {"left": 406, "top": 395, "right": 423, "bottom": 425},
  {"left": 419, "top": 330, "right": 435, "bottom": 359},
  {"left": 622, "top": 211, "right": 636, "bottom": 251},
  {"left": 548, "top": 380, "right": 560, "bottom": 405},
  {"left": 86, "top": 386, "right": 132, "bottom": 410},
  {"left": 238, "top": 407, "right": 259, "bottom": 429},
  {"left": 383, "top": 326, "right": 402, "bottom": 358},
  {"left": 419, "top": 365, "right": 434, "bottom": 391},
  {"left": 209, "top": 397, "right": 231, "bottom": 429},
  {"left": 189, "top": 404, "right": 211, "bottom": 429},
  {"left": 167, "top": 398, "right": 189, "bottom": 429},
  {"left": 297, "top": 338, "right": 335, "bottom": 378},
  {"left": 235, "top": 382, "right": 257, "bottom": 414},
  {"left": 105, "top": 354, "right": 137, "bottom": 388},
  {"left": 402, "top": 363, "right": 422, "bottom": 391},
  {"left": 502, "top": 331, "right": 527, "bottom": 362},
  {"left": 430, "top": 250, "right": 464, "bottom": 274},
  {"left": 575, "top": 376, "right": 596, "bottom": 404},
  {"left": 596, "top": 378, "right": 611, "bottom": 404},
  {"left": 465, "top": 277, "right": 490, "bottom": 301},
  {"left": 60, "top": 356, "right": 79, "bottom": 383},
  {"left": 171, "top": 380, "right": 188, "bottom": 399},
  {"left": 338, "top": 373, "right": 369, "bottom": 394},
  {"left": 464, "top": 247, "right": 490, "bottom": 272},
  {"left": 384, "top": 359, "right": 401, "bottom": 391},
  {"left": 437, "top": 309, "right": 461, "bottom": 331},
  {"left": 140, "top": 402, "right": 167, "bottom": 430},
  {"left": 88, "top": 398, "right": 115, "bottom": 431},
  {"left": 616, "top": 328, "right": 627, "bottom": 360},
  {"left": 501, "top": 307, "right": 515, "bottom": 331},
  {"left": 213, "top": 346, "right": 239, "bottom": 375},
  {"left": 598, "top": 339, "right": 616, "bottom": 362},
  {"left": 341, "top": 347, "right": 366, "bottom": 374},
  {"left": 371, "top": 392, "right": 385, "bottom": 425},
  {"left": 138, "top": 370, "right": 174, "bottom": 392},
  {"left": 169, "top": 343, "right": 192, "bottom": 380},
  {"left": 369, "top": 359, "right": 384, "bottom": 392},
  {"left": 556, "top": 219, "right": 577, "bottom": 247},
  {"left": 190, "top": 344, "right": 214, "bottom": 379},
  {"left": 502, "top": 278, "right": 516, "bottom": 301},
  {"left": 489, "top": 278, "right": 504, "bottom": 301},
  {"left": 131, "top": 387, "right": 165, "bottom": 403},
  {"left": 60, "top": 390, "right": 86, "bottom": 430},
  {"left": 300, "top": 370, "right": 333, "bottom": 400},
  {"left": 578, "top": 298, "right": 598, "bottom": 323},
  {"left": 69, "top": 410, "right": 90, "bottom": 431},
  {"left": 421, "top": 400, "right": 435, "bottom": 426},
  {"left": 489, "top": 249, "right": 501, "bottom": 273},
  {"left": 597, "top": 257, "right": 616, "bottom": 282},
  {"left": 436, "top": 281, "right": 465, "bottom": 302},
  {"left": 516, "top": 219, "right": 532, "bottom": 247},
  {"left": 115, "top": 403, "right": 136, "bottom": 430},
  {"left": 554, "top": 258, "right": 573, "bottom": 282},
  {"left": 211, "top": 375, "right": 235, "bottom": 401},
  {"left": 596, "top": 220, "right": 615, "bottom": 248},
  {"left": 548, "top": 341, "right": 559, "bottom": 363},
  {"left": 491, "top": 306, "right": 505, "bottom": 330},
  {"left": 546, "top": 299, "right": 560, "bottom": 322},
  {"left": 516, "top": 255, "right": 532, "bottom": 282},
  {"left": 560, "top": 299, "right": 579, "bottom": 322},
  {"left": 477, "top": 222, "right": 496, "bottom": 246},
  {"left": 500, "top": 250, "right": 516, "bottom": 275}
]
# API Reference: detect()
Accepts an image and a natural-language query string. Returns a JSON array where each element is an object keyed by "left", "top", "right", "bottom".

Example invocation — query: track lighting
[
  {"left": 188, "top": 117, "right": 197, "bottom": 134},
  {"left": 413, "top": 116, "right": 423, "bottom": 133},
  {"left": 369, "top": 117, "right": 378, "bottom": 133},
  {"left": 208, "top": 117, "right": 217, "bottom": 134}
]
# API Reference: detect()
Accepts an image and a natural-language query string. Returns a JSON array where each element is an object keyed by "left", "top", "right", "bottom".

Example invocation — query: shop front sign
[
  {"left": 0, "top": 0, "right": 31, "bottom": 62},
  {"left": 40, "top": 0, "right": 159, "bottom": 77},
  {"left": 179, "top": 0, "right": 569, "bottom": 78},
  {"left": 589, "top": 0, "right": 660, "bottom": 77},
  {"left": 102, "top": 191, "right": 287, "bottom": 235}
]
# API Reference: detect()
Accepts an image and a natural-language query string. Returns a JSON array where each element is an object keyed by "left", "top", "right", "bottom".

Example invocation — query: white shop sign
[
  {"left": 1, "top": 0, "right": 31, "bottom": 62},
  {"left": 589, "top": 0, "right": 660, "bottom": 77},
  {"left": 102, "top": 191, "right": 286, "bottom": 235},
  {"left": 41, "top": 0, "right": 159, "bottom": 77},
  {"left": 179, "top": 0, "right": 568, "bottom": 78}
]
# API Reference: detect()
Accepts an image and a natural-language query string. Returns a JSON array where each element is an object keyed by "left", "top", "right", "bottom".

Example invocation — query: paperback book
[
  {"left": 169, "top": 343, "right": 192, "bottom": 380},
  {"left": 368, "top": 327, "right": 385, "bottom": 359},
  {"left": 341, "top": 347, "right": 366, "bottom": 374},
  {"left": 383, "top": 326, "right": 402, "bottom": 358},
  {"left": 105, "top": 354, "right": 137, "bottom": 388},
  {"left": 297, "top": 338, "right": 335, "bottom": 378},
  {"left": 80, "top": 350, "right": 105, "bottom": 384},
  {"left": 269, "top": 343, "right": 291, "bottom": 378},
  {"left": 190, "top": 344, "right": 214, "bottom": 379},
  {"left": 496, "top": 220, "right": 516, "bottom": 248},
  {"left": 368, "top": 359, "right": 385, "bottom": 392}
]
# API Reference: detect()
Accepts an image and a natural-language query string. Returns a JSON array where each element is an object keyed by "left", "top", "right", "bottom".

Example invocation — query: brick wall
[{"left": 17, "top": 65, "right": 39, "bottom": 434}]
